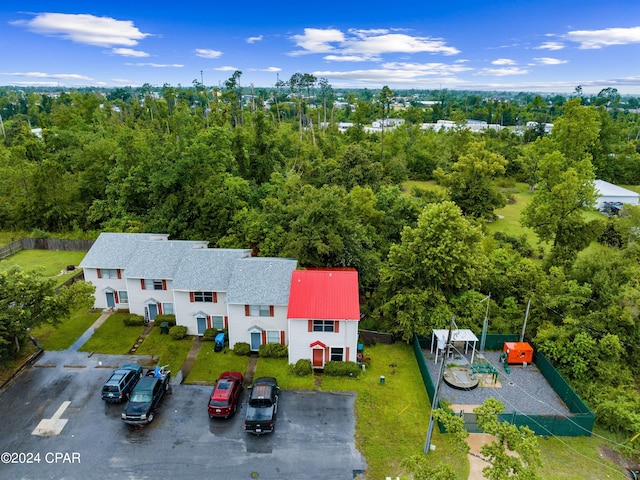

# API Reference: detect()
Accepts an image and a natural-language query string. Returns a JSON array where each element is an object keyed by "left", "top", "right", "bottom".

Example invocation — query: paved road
[{"left": 0, "top": 350, "right": 366, "bottom": 480}]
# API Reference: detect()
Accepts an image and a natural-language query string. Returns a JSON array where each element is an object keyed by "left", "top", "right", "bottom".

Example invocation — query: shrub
[
  {"left": 291, "top": 358, "right": 312, "bottom": 376},
  {"left": 323, "top": 361, "right": 361, "bottom": 377},
  {"left": 154, "top": 314, "right": 176, "bottom": 327},
  {"left": 493, "top": 231, "right": 533, "bottom": 257},
  {"left": 203, "top": 328, "right": 217, "bottom": 341},
  {"left": 122, "top": 314, "right": 145, "bottom": 327},
  {"left": 233, "top": 342, "right": 251, "bottom": 356},
  {"left": 169, "top": 325, "right": 188, "bottom": 340},
  {"left": 259, "top": 343, "right": 288, "bottom": 358}
]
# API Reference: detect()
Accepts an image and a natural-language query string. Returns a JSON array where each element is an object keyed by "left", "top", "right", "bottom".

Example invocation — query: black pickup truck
[
  {"left": 244, "top": 377, "right": 279, "bottom": 435},
  {"left": 121, "top": 366, "right": 171, "bottom": 425}
]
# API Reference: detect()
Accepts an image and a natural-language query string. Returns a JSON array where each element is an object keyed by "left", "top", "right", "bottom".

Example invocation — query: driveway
[{"left": 0, "top": 349, "right": 366, "bottom": 480}]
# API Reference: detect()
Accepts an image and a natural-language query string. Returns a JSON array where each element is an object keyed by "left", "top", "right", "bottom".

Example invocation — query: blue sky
[{"left": 3, "top": 1, "right": 640, "bottom": 94}]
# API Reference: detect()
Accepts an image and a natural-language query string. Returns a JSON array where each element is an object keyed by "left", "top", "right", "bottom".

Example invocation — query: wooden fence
[{"left": 0, "top": 238, "right": 94, "bottom": 261}]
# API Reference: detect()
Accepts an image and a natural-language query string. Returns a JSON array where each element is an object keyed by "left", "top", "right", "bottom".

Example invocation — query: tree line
[{"left": 1, "top": 77, "right": 640, "bottom": 455}]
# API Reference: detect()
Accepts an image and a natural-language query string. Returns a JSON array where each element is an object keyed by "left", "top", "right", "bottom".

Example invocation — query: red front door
[{"left": 312, "top": 349, "right": 324, "bottom": 367}]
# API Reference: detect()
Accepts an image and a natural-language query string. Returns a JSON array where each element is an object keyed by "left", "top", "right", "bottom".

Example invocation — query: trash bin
[
  {"left": 379, "top": 375, "right": 385, "bottom": 385},
  {"left": 214, "top": 332, "right": 225, "bottom": 352},
  {"left": 160, "top": 322, "right": 169, "bottom": 334}
]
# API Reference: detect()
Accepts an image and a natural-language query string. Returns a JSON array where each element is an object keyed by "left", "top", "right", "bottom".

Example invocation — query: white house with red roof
[{"left": 287, "top": 269, "right": 360, "bottom": 368}]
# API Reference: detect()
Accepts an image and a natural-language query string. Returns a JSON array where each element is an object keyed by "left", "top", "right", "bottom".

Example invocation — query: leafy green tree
[
  {"left": 521, "top": 150, "right": 598, "bottom": 268},
  {"left": 378, "top": 201, "right": 486, "bottom": 340},
  {"left": 0, "top": 266, "right": 94, "bottom": 360},
  {"left": 435, "top": 140, "right": 507, "bottom": 219},
  {"left": 474, "top": 398, "right": 542, "bottom": 480}
]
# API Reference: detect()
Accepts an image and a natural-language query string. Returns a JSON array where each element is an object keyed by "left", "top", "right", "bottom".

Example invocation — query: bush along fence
[
  {"left": 413, "top": 333, "right": 595, "bottom": 437},
  {"left": 0, "top": 238, "right": 94, "bottom": 260}
]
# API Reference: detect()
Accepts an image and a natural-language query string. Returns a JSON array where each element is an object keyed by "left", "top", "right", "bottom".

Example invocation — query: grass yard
[
  {"left": 537, "top": 431, "right": 628, "bottom": 479},
  {"left": 134, "top": 327, "right": 194, "bottom": 373},
  {"left": 78, "top": 313, "right": 145, "bottom": 354},
  {"left": 184, "top": 344, "right": 249, "bottom": 384},
  {"left": 31, "top": 302, "right": 101, "bottom": 350},
  {"left": 0, "top": 249, "right": 86, "bottom": 286},
  {"left": 0, "top": 342, "right": 39, "bottom": 385}
]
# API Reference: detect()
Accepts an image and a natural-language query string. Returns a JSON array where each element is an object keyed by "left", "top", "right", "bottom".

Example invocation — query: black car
[
  {"left": 244, "top": 376, "right": 279, "bottom": 435},
  {"left": 121, "top": 366, "right": 171, "bottom": 425},
  {"left": 101, "top": 364, "right": 143, "bottom": 403}
]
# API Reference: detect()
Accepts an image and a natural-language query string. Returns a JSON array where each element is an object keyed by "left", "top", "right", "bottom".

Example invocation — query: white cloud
[
  {"left": 213, "top": 66, "right": 240, "bottom": 71},
  {"left": 126, "top": 63, "right": 184, "bottom": 68},
  {"left": 565, "top": 26, "right": 640, "bottom": 49},
  {"left": 11, "top": 13, "right": 151, "bottom": 47},
  {"left": 475, "top": 67, "right": 529, "bottom": 77},
  {"left": 290, "top": 28, "right": 345, "bottom": 54},
  {"left": 112, "top": 48, "right": 149, "bottom": 57},
  {"left": 535, "top": 41, "right": 565, "bottom": 51},
  {"left": 324, "top": 54, "right": 378, "bottom": 62},
  {"left": 380, "top": 62, "right": 472, "bottom": 75},
  {"left": 533, "top": 57, "right": 568, "bottom": 65},
  {"left": 492, "top": 58, "right": 516, "bottom": 65},
  {"left": 195, "top": 49, "right": 223, "bottom": 59},
  {"left": 4, "top": 72, "right": 94, "bottom": 80},
  {"left": 314, "top": 68, "right": 466, "bottom": 87},
  {"left": 312, "top": 60, "right": 472, "bottom": 87},
  {"left": 246, "top": 35, "right": 263, "bottom": 44},
  {"left": 289, "top": 27, "right": 459, "bottom": 58}
]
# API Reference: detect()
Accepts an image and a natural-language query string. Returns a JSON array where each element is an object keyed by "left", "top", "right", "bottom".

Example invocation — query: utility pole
[
  {"left": 480, "top": 293, "right": 491, "bottom": 352},
  {"left": 520, "top": 299, "right": 531, "bottom": 342},
  {"left": 424, "top": 314, "right": 455, "bottom": 453}
]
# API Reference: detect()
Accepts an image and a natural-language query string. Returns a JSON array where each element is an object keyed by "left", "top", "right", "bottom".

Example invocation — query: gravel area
[{"left": 423, "top": 349, "right": 571, "bottom": 416}]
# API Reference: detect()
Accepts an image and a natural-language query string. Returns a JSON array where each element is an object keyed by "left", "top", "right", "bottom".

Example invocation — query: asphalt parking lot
[{"left": 0, "top": 350, "right": 366, "bottom": 480}]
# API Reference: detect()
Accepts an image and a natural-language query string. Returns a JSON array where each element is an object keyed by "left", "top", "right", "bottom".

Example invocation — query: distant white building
[{"left": 594, "top": 180, "right": 640, "bottom": 209}]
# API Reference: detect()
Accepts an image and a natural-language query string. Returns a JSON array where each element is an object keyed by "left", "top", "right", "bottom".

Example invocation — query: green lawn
[
  {"left": 185, "top": 345, "right": 250, "bottom": 384},
  {"left": 0, "top": 249, "right": 86, "bottom": 286},
  {"left": 134, "top": 327, "right": 194, "bottom": 372},
  {"left": 78, "top": 313, "right": 146, "bottom": 354},
  {"left": 31, "top": 302, "right": 101, "bottom": 350}
]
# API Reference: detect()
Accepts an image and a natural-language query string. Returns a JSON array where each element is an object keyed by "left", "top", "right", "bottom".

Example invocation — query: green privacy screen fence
[{"left": 413, "top": 333, "right": 595, "bottom": 437}]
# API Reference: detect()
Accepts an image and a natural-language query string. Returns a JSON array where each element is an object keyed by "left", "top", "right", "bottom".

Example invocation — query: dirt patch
[{"left": 598, "top": 445, "right": 639, "bottom": 475}]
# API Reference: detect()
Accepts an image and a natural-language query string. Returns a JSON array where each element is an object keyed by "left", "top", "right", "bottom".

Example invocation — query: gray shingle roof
[
  {"left": 226, "top": 257, "right": 298, "bottom": 305},
  {"left": 79, "top": 232, "right": 169, "bottom": 269},
  {"left": 172, "top": 249, "right": 252, "bottom": 291},
  {"left": 124, "top": 240, "right": 208, "bottom": 279},
  {"left": 595, "top": 179, "right": 640, "bottom": 198}
]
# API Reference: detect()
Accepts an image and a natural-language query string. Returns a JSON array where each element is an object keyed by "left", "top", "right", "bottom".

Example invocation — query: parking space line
[{"left": 32, "top": 401, "right": 71, "bottom": 436}]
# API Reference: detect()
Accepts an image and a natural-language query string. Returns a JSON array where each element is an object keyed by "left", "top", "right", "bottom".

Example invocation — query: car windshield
[
  {"left": 130, "top": 393, "right": 152, "bottom": 403},
  {"left": 103, "top": 385, "right": 119, "bottom": 393}
]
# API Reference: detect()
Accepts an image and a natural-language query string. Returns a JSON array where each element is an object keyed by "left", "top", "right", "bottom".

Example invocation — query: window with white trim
[
  {"left": 118, "top": 291, "right": 128, "bottom": 303},
  {"left": 163, "top": 303, "right": 174, "bottom": 315},
  {"left": 330, "top": 347, "right": 344, "bottom": 362},
  {"left": 211, "top": 316, "right": 224, "bottom": 330},
  {"left": 194, "top": 291, "right": 214, "bottom": 302},
  {"left": 144, "top": 279, "right": 164, "bottom": 290},
  {"left": 266, "top": 330, "right": 281, "bottom": 344},
  {"left": 313, "top": 320, "right": 334, "bottom": 332},
  {"left": 101, "top": 269, "right": 119, "bottom": 279},
  {"left": 250, "top": 305, "right": 271, "bottom": 317}
]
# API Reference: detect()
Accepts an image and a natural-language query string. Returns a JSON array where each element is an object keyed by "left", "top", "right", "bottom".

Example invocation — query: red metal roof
[{"left": 287, "top": 269, "right": 360, "bottom": 320}]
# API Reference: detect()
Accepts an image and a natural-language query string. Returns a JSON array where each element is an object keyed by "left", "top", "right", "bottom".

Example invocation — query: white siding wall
[
  {"left": 597, "top": 194, "right": 640, "bottom": 209},
  {"left": 228, "top": 304, "right": 289, "bottom": 350},
  {"left": 174, "top": 291, "right": 228, "bottom": 335},
  {"left": 288, "top": 319, "right": 359, "bottom": 365},
  {"left": 83, "top": 268, "right": 129, "bottom": 310},
  {"left": 125, "top": 278, "right": 175, "bottom": 318}
]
